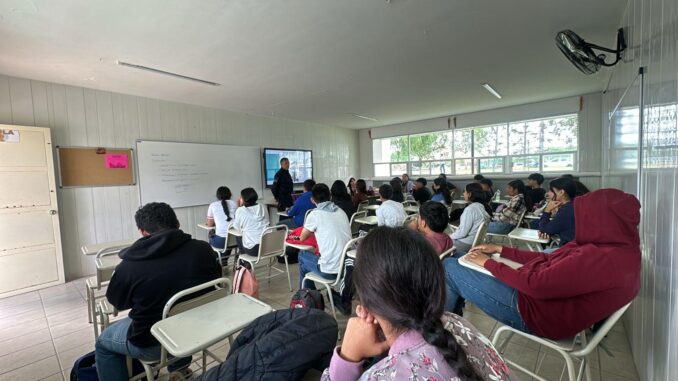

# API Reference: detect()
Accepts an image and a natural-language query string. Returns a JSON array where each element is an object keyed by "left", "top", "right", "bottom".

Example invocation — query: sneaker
[{"left": 169, "top": 368, "right": 194, "bottom": 381}]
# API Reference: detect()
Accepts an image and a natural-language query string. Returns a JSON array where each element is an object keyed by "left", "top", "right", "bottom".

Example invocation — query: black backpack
[{"left": 290, "top": 289, "right": 325, "bottom": 310}]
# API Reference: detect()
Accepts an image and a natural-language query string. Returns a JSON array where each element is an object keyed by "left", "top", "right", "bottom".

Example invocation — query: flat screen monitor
[{"left": 263, "top": 148, "right": 313, "bottom": 188}]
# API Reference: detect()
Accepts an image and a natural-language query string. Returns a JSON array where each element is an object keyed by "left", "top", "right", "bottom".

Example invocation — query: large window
[{"left": 372, "top": 114, "right": 578, "bottom": 177}]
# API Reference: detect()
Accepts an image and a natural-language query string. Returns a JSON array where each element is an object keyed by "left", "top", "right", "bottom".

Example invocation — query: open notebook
[{"left": 459, "top": 253, "right": 522, "bottom": 277}]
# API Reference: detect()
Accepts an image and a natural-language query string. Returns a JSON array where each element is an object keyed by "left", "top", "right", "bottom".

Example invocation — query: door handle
[{"left": 49, "top": 209, "right": 58, "bottom": 215}]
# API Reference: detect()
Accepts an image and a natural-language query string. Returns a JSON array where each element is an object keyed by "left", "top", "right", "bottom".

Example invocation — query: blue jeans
[
  {"left": 278, "top": 218, "right": 297, "bottom": 229},
  {"left": 95, "top": 317, "right": 191, "bottom": 381},
  {"left": 487, "top": 221, "right": 515, "bottom": 234},
  {"left": 299, "top": 250, "right": 336, "bottom": 289},
  {"left": 443, "top": 258, "right": 531, "bottom": 333},
  {"left": 209, "top": 235, "right": 226, "bottom": 249}
]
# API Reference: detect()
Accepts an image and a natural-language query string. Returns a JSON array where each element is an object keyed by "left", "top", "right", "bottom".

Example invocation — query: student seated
[
  {"left": 443, "top": 189, "right": 641, "bottom": 340},
  {"left": 525, "top": 173, "right": 546, "bottom": 207},
  {"left": 473, "top": 174, "right": 485, "bottom": 183},
  {"left": 412, "top": 177, "right": 432, "bottom": 204},
  {"left": 352, "top": 179, "right": 369, "bottom": 208},
  {"left": 431, "top": 177, "right": 453, "bottom": 206},
  {"left": 206, "top": 186, "right": 237, "bottom": 249},
  {"left": 322, "top": 227, "right": 514, "bottom": 381},
  {"left": 299, "top": 183, "right": 352, "bottom": 289},
  {"left": 401, "top": 173, "right": 415, "bottom": 194},
  {"left": 280, "top": 179, "right": 316, "bottom": 229},
  {"left": 538, "top": 177, "right": 577, "bottom": 248},
  {"left": 479, "top": 178, "right": 494, "bottom": 202},
  {"left": 408, "top": 201, "right": 453, "bottom": 254},
  {"left": 232, "top": 187, "right": 270, "bottom": 256},
  {"left": 95, "top": 202, "right": 220, "bottom": 381},
  {"left": 562, "top": 174, "right": 591, "bottom": 196},
  {"left": 451, "top": 183, "right": 492, "bottom": 255},
  {"left": 487, "top": 180, "right": 531, "bottom": 234},
  {"left": 347, "top": 177, "right": 356, "bottom": 197},
  {"left": 375, "top": 184, "right": 407, "bottom": 227},
  {"left": 389, "top": 177, "right": 405, "bottom": 203},
  {"left": 331, "top": 180, "right": 357, "bottom": 219}
]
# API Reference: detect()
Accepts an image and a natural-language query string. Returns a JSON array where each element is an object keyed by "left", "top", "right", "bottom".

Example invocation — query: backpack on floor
[
  {"left": 278, "top": 247, "right": 299, "bottom": 264},
  {"left": 290, "top": 289, "right": 325, "bottom": 310},
  {"left": 70, "top": 351, "right": 145, "bottom": 381},
  {"left": 232, "top": 264, "right": 260, "bottom": 298}
]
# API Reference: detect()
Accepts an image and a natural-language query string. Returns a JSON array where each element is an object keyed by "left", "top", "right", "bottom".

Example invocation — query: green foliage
[{"left": 390, "top": 133, "right": 450, "bottom": 161}]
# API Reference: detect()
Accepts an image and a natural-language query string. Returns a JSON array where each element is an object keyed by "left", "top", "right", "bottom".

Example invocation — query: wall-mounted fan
[{"left": 555, "top": 28, "right": 627, "bottom": 75}]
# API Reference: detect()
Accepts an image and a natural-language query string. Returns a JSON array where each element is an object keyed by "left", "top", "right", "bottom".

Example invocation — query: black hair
[
  {"left": 216, "top": 186, "right": 233, "bottom": 222},
  {"left": 331, "top": 180, "right": 352, "bottom": 202},
  {"left": 135, "top": 202, "right": 179, "bottom": 234},
  {"left": 439, "top": 173, "right": 447, "bottom": 179},
  {"left": 312, "top": 183, "right": 331, "bottom": 203},
  {"left": 379, "top": 183, "right": 393, "bottom": 200},
  {"left": 419, "top": 201, "right": 450, "bottom": 233},
  {"left": 479, "top": 178, "right": 493, "bottom": 188},
  {"left": 348, "top": 177, "right": 356, "bottom": 196},
  {"left": 528, "top": 173, "right": 545, "bottom": 185},
  {"left": 354, "top": 227, "right": 481, "bottom": 380},
  {"left": 465, "top": 183, "right": 493, "bottom": 215},
  {"left": 303, "top": 179, "right": 316, "bottom": 191},
  {"left": 355, "top": 179, "right": 368, "bottom": 195},
  {"left": 433, "top": 178, "right": 452, "bottom": 205},
  {"left": 507, "top": 179, "right": 533, "bottom": 211},
  {"left": 240, "top": 187, "right": 259, "bottom": 207},
  {"left": 280, "top": 157, "right": 289, "bottom": 165},
  {"left": 389, "top": 177, "right": 403, "bottom": 194},
  {"left": 416, "top": 177, "right": 427, "bottom": 186},
  {"left": 561, "top": 174, "right": 575, "bottom": 179},
  {"left": 549, "top": 177, "right": 577, "bottom": 200},
  {"left": 574, "top": 181, "right": 590, "bottom": 196},
  {"left": 402, "top": 173, "right": 409, "bottom": 179},
  {"left": 473, "top": 174, "right": 485, "bottom": 181}
]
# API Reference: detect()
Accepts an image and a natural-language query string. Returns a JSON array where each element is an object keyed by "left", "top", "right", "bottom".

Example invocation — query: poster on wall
[{"left": 0, "top": 129, "right": 20, "bottom": 143}]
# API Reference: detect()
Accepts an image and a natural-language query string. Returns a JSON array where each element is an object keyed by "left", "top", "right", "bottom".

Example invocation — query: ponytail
[{"left": 216, "top": 186, "right": 232, "bottom": 221}]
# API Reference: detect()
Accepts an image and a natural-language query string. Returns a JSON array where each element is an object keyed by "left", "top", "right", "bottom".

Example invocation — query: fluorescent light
[
  {"left": 482, "top": 83, "right": 502, "bottom": 99},
  {"left": 348, "top": 113, "right": 379, "bottom": 122},
  {"left": 116, "top": 60, "right": 221, "bottom": 87}
]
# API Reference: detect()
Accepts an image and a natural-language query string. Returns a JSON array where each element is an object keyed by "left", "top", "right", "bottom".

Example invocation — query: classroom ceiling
[{"left": 0, "top": 0, "right": 626, "bottom": 129}]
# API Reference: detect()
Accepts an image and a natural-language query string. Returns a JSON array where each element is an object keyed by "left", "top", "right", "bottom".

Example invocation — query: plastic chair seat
[{"left": 304, "top": 272, "right": 337, "bottom": 283}]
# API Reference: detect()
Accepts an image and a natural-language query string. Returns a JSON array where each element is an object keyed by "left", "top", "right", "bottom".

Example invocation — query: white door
[{"left": 0, "top": 125, "right": 64, "bottom": 297}]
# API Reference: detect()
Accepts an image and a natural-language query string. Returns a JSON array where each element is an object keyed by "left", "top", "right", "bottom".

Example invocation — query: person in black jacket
[
  {"left": 331, "top": 180, "right": 357, "bottom": 219},
  {"left": 412, "top": 178, "right": 432, "bottom": 204},
  {"left": 272, "top": 157, "right": 294, "bottom": 210},
  {"left": 95, "top": 202, "right": 220, "bottom": 381}
]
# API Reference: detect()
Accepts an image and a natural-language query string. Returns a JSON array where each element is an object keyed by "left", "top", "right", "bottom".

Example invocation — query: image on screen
[{"left": 264, "top": 148, "right": 313, "bottom": 187}]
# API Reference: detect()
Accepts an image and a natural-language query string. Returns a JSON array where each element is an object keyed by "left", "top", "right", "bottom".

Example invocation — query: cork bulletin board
[{"left": 56, "top": 147, "right": 135, "bottom": 187}]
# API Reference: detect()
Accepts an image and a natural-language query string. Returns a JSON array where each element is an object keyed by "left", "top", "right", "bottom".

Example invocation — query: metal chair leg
[{"left": 284, "top": 255, "right": 292, "bottom": 291}]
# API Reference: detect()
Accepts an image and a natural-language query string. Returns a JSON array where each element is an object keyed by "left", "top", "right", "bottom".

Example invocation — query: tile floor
[{"left": 0, "top": 263, "right": 640, "bottom": 381}]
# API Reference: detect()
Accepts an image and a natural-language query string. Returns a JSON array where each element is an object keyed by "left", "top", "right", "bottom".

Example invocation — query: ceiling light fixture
[
  {"left": 116, "top": 60, "right": 221, "bottom": 86},
  {"left": 348, "top": 113, "right": 379, "bottom": 122},
  {"left": 482, "top": 83, "right": 502, "bottom": 99}
]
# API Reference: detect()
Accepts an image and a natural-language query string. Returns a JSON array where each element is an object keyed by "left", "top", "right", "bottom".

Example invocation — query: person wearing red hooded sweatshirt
[{"left": 443, "top": 188, "right": 641, "bottom": 340}]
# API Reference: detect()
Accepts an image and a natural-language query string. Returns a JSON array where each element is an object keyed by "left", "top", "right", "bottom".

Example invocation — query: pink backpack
[{"left": 232, "top": 265, "right": 259, "bottom": 298}]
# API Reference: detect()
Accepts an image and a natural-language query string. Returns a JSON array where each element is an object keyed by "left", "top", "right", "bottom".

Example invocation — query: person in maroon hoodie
[{"left": 443, "top": 188, "right": 641, "bottom": 340}]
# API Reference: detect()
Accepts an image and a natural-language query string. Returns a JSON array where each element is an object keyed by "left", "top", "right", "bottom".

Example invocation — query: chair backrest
[
  {"left": 402, "top": 200, "right": 418, "bottom": 208},
  {"left": 357, "top": 200, "right": 369, "bottom": 212},
  {"left": 257, "top": 225, "right": 288, "bottom": 260},
  {"left": 471, "top": 221, "right": 489, "bottom": 247},
  {"left": 572, "top": 302, "right": 633, "bottom": 357},
  {"left": 95, "top": 246, "right": 127, "bottom": 287},
  {"left": 403, "top": 214, "right": 418, "bottom": 227},
  {"left": 516, "top": 210, "right": 527, "bottom": 228},
  {"left": 332, "top": 237, "right": 362, "bottom": 287},
  {"left": 349, "top": 211, "right": 367, "bottom": 236},
  {"left": 439, "top": 247, "right": 455, "bottom": 260}
]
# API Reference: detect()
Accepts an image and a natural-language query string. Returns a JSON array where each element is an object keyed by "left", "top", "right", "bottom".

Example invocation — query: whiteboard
[{"left": 136, "top": 140, "right": 262, "bottom": 208}]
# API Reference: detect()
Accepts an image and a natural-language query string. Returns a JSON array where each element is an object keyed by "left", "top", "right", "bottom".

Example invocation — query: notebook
[{"left": 458, "top": 253, "right": 522, "bottom": 277}]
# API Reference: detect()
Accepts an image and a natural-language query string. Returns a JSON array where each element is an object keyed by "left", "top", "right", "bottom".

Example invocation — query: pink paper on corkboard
[{"left": 105, "top": 154, "right": 129, "bottom": 169}]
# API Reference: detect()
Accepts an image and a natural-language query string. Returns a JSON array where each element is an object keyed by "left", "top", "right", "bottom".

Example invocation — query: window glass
[
  {"left": 455, "top": 159, "right": 473, "bottom": 175},
  {"left": 409, "top": 132, "right": 452, "bottom": 161},
  {"left": 390, "top": 163, "right": 407, "bottom": 176},
  {"left": 473, "top": 124, "right": 508, "bottom": 157},
  {"left": 411, "top": 162, "right": 431, "bottom": 176},
  {"left": 373, "top": 137, "right": 408, "bottom": 163},
  {"left": 431, "top": 161, "right": 452, "bottom": 175},
  {"left": 453, "top": 129, "right": 473, "bottom": 158},
  {"left": 542, "top": 115, "right": 578, "bottom": 153},
  {"left": 511, "top": 155, "right": 541, "bottom": 173},
  {"left": 478, "top": 158, "right": 503, "bottom": 173},
  {"left": 509, "top": 120, "right": 542, "bottom": 155},
  {"left": 543, "top": 153, "right": 575, "bottom": 172},
  {"left": 374, "top": 163, "right": 390, "bottom": 177}
]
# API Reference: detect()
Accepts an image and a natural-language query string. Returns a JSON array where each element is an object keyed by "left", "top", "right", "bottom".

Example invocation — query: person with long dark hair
[
  {"left": 431, "top": 177, "right": 453, "bottom": 206},
  {"left": 538, "top": 177, "right": 577, "bottom": 247},
  {"left": 331, "top": 180, "right": 356, "bottom": 219},
  {"left": 347, "top": 177, "right": 357, "bottom": 197},
  {"left": 352, "top": 179, "right": 369, "bottom": 207},
  {"left": 322, "top": 227, "right": 514, "bottom": 381},
  {"left": 389, "top": 177, "right": 405, "bottom": 203},
  {"left": 232, "top": 187, "right": 270, "bottom": 256},
  {"left": 487, "top": 180, "right": 531, "bottom": 234},
  {"left": 451, "top": 183, "right": 492, "bottom": 255},
  {"left": 205, "top": 186, "right": 237, "bottom": 249}
]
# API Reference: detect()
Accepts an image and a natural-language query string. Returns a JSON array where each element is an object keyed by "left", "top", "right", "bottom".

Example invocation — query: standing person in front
[
  {"left": 401, "top": 173, "right": 415, "bottom": 194},
  {"left": 271, "top": 157, "right": 294, "bottom": 210},
  {"left": 408, "top": 201, "right": 453, "bottom": 255},
  {"left": 232, "top": 187, "right": 270, "bottom": 256},
  {"left": 412, "top": 177, "right": 432, "bottom": 204},
  {"left": 351, "top": 179, "right": 369, "bottom": 208},
  {"left": 538, "top": 177, "right": 577, "bottom": 248},
  {"left": 205, "top": 186, "right": 237, "bottom": 250},
  {"left": 332, "top": 180, "right": 357, "bottom": 219},
  {"left": 95, "top": 203, "right": 220, "bottom": 381},
  {"left": 443, "top": 189, "right": 641, "bottom": 341},
  {"left": 487, "top": 180, "right": 531, "bottom": 234},
  {"left": 298, "top": 183, "right": 352, "bottom": 289},
  {"left": 322, "top": 227, "right": 515, "bottom": 381},
  {"left": 280, "top": 179, "right": 316, "bottom": 229},
  {"left": 389, "top": 177, "right": 405, "bottom": 203},
  {"left": 525, "top": 173, "right": 546, "bottom": 207},
  {"left": 451, "top": 183, "right": 492, "bottom": 256},
  {"left": 376, "top": 184, "right": 407, "bottom": 227}
]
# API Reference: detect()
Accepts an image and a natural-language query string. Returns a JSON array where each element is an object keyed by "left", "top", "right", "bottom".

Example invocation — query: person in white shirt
[
  {"left": 376, "top": 184, "right": 408, "bottom": 227},
  {"left": 205, "top": 186, "right": 237, "bottom": 249},
  {"left": 450, "top": 183, "right": 492, "bottom": 255},
  {"left": 299, "top": 183, "right": 352, "bottom": 289},
  {"left": 232, "top": 187, "right": 270, "bottom": 256}
]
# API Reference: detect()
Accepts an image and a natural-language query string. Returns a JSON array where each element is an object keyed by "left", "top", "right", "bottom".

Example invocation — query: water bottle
[{"left": 494, "top": 190, "right": 501, "bottom": 201}]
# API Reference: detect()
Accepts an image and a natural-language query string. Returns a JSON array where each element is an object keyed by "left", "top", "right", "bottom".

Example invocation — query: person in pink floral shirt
[{"left": 322, "top": 227, "right": 516, "bottom": 381}]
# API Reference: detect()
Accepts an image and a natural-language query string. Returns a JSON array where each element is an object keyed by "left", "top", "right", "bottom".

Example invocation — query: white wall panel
[{"left": 0, "top": 74, "right": 359, "bottom": 280}]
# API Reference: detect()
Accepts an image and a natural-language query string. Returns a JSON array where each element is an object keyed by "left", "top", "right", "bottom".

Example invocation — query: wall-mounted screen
[{"left": 263, "top": 148, "right": 313, "bottom": 187}]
